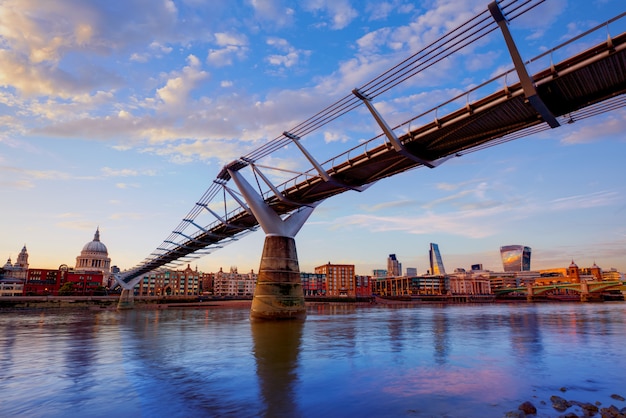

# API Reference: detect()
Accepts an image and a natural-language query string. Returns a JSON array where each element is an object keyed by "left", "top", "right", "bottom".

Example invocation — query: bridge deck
[{"left": 123, "top": 30, "right": 626, "bottom": 282}]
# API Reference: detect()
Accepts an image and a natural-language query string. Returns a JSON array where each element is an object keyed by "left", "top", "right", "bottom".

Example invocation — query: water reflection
[
  {"left": 64, "top": 316, "right": 97, "bottom": 382},
  {"left": 1, "top": 303, "right": 625, "bottom": 418},
  {"left": 431, "top": 308, "right": 450, "bottom": 365},
  {"left": 251, "top": 319, "right": 304, "bottom": 418},
  {"left": 508, "top": 307, "right": 544, "bottom": 361}
]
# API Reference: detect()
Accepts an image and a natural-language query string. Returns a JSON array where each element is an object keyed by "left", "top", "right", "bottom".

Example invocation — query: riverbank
[
  {"left": 1, "top": 294, "right": 623, "bottom": 311},
  {"left": 0, "top": 295, "right": 253, "bottom": 310},
  {"left": 503, "top": 390, "right": 626, "bottom": 417}
]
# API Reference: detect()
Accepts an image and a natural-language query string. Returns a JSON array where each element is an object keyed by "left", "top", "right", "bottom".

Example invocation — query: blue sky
[{"left": 1, "top": 0, "right": 625, "bottom": 276}]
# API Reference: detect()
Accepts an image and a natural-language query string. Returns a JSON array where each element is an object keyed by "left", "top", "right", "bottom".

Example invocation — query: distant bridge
[
  {"left": 494, "top": 281, "right": 626, "bottom": 299},
  {"left": 117, "top": 1, "right": 626, "bottom": 288}
]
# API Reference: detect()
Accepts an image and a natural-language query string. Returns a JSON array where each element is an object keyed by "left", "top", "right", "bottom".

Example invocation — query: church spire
[{"left": 94, "top": 227, "right": 101, "bottom": 242}]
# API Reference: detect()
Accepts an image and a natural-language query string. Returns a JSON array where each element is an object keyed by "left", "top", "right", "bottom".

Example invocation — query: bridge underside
[{"left": 122, "top": 30, "right": 626, "bottom": 285}]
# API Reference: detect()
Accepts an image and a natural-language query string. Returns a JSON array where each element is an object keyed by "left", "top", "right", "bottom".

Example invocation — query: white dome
[
  {"left": 82, "top": 228, "right": 108, "bottom": 254},
  {"left": 75, "top": 227, "right": 111, "bottom": 275}
]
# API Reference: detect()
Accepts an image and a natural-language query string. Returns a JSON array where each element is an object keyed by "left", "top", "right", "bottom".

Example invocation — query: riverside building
[
  {"left": 315, "top": 263, "right": 355, "bottom": 297},
  {"left": 211, "top": 267, "right": 256, "bottom": 297},
  {"left": 301, "top": 272, "right": 326, "bottom": 296},
  {"left": 2, "top": 245, "right": 29, "bottom": 280},
  {"left": 23, "top": 266, "right": 68, "bottom": 295},
  {"left": 448, "top": 268, "right": 491, "bottom": 295},
  {"left": 136, "top": 264, "right": 201, "bottom": 296}
]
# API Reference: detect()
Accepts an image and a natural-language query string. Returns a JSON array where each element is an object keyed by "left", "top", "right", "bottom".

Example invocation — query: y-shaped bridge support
[
  {"left": 227, "top": 167, "right": 316, "bottom": 320},
  {"left": 114, "top": 273, "right": 143, "bottom": 309}
]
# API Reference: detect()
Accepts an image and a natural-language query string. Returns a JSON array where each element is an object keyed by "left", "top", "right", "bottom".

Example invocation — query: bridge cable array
[{"left": 122, "top": 0, "right": 626, "bottom": 280}]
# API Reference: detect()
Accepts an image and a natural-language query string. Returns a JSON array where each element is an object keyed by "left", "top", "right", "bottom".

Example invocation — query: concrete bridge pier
[
  {"left": 579, "top": 281, "right": 603, "bottom": 302},
  {"left": 526, "top": 285, "right": 535, "bottom": 302},
  {"left": 117, "top": 288, "right": 134, "bottom": 309},
  {"left": 228, "top": 168, "right": 317, "bottom": 320},
  {"left": 252, "top": 235, "right": 306, "bottom": 320},
  {"left": 114, "top": 273, "right": 138, "bottom": 310}
]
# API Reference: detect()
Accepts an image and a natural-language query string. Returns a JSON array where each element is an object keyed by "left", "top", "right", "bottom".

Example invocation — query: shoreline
[{"left": 1, "top": 295, "right": 623, "bottom": 311}]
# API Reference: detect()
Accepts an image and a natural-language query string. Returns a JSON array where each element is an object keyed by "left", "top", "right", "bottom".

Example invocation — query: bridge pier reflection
[{"left": 251, "top": 319, "right": 303, "bottom": 417}]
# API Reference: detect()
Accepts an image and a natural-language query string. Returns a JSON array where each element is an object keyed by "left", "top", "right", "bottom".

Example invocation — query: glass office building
[
  {"left": 429, "top": 243, "right": 446, "bottom": 276},
  {"left": 500, "top": 245, "right": 532, "bottom": 272}
]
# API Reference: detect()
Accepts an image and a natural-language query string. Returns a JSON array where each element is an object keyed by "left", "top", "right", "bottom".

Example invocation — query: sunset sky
[{"left": 1, "top": 0, "right": 625, "bottom": 276}]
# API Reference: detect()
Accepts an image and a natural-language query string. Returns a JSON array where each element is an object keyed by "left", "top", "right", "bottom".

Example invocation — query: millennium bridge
[{"left": 115, "top": 1, "right": 626, "bottom": 318}]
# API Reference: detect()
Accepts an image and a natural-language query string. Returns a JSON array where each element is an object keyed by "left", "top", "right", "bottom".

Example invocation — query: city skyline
[
  {"left": 1, "top": 1, "right": 625, "bottom": 276},
  {"left": 3, "top": 233, "right": 621, "bottom": 279}
]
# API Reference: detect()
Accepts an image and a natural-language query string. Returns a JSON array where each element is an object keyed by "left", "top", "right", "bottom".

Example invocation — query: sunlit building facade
[
  {"left": 2, "top": 245, "right": 29, "bottom": 280},
  {"left": 429, "top": 243, "right": 446, "bottom": 276},
  {"left": 500, "top": 245, "right": 531, "bottom": 272},
  {"left": 355, "top": 275, "right": 373, "bottom": 297},
  {"left": 373, "top": 275, "right": 446, "bottom": 296},
  {"left": 301, "top": 272, "right": 326, "bottom": 296},
  {"left": 136, "top": 264, "right": 201, "bottom": 296},
  {"left": 315, "top": 263, "right": 355, "bottom": 297},
  {"left": 24, "top": 266, "right": 68, "bottom": 295},
  {"left": 212, "top": 267, "right": 255, "bottom": 297},
  {"left": 448, "top": 270, "right": 491, "bottom": 295},
  {"left": 387, "top": 254, "right": 402, "bottom": 277}
]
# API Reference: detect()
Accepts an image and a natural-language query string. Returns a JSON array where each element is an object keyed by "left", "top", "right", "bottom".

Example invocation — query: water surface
[{"left": 1, "top": 302, "right": 625, "bottom": 417}]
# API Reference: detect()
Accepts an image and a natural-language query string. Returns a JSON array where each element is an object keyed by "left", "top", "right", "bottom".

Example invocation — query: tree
[{"left": 58, "top": 282, "right": 74, "bottom": 296}]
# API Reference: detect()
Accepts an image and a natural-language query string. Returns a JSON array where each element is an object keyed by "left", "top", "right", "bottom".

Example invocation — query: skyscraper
[
  {"left": 429, "top": 243, "right": 446, "bottom": 276},
  {"left": 500, "top": 245, "right": 531, "bottom": 272},
  {"left": 387, "top": 254, "right": 402, "bottom": 277}
]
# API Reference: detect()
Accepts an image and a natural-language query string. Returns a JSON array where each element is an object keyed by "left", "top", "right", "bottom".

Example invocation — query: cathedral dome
[
  {"left": 76, "top": 227, "right": 111, "bottom": 275},
  {"left": 82, "top": 228, "right": 108, "bottom": 254}
]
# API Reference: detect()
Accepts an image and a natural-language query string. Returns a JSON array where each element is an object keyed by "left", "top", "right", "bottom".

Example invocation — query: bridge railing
[
  {"left": 122, "top": 4, "right": 626, "bottom": 279},
  {"left": 269, "top": 10, "right": 626, "bottom": 194}
]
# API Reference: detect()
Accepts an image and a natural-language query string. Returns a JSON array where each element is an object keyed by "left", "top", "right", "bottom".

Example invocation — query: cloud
[
  {"left": 250, "top": 0, "right": 295, "bottom": 28},
  {"left": 155, "top": 54, "right": 209, "bottom": 109},
  {"left": 206, "top": 32, "right": 249, "bottom": 67},
  {"left": 323, "top": 131, "right": 349, "bottom": 143},
  {"left": 365, "top": 1, "right": 412, "bottom": 22},
  {"left": 326, "top": 182, "right": 623, "bottom": 240},
  {"left": 101, "top": 167, "right": 156, "bottom": 177},
  {"left": 329, "top": 208, "right": 503, "bottom": 238},
  {"left": 265, "top": 37, "right": 310, "bottom": 70},
  {"left": 303, "top": 0, "right": 358, "bottom": 30},
  {"left": 560, "top": 111, "right": 626, "bottom": 144},
  {"left": 0, "top": 0, "right": 178, "bottom": 98},
  {"left": 360, "top": 199, "right": 417, "bottom": 212},
  {"left": 108, "top": 212, "right": 146, "bottom": 220},
  {"left": 115, "top": 183, "right": 140, "bottom": 189},
  {"left": 549, "top": 191, "right": 620, "bottom": 211}
]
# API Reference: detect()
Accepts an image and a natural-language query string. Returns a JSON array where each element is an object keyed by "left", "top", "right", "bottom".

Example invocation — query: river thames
[{"left": 1, "top": 302, "right": 625, "bottom": 417}]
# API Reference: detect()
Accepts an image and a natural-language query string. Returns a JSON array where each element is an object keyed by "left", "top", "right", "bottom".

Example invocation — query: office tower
[
  {"left": 387, "top": 254, "right": 402, "bottom": 277},
  {"left": 429, "top": 243, "right": 446, "bottom": 275},
  {"left": 500, "top": 245, "right": 531, "bottom": 272}
]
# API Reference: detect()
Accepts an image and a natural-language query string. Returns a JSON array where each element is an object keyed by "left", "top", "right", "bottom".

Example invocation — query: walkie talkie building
[{"left": 500, "top": 245, "right": 532, "bottom": 272}]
